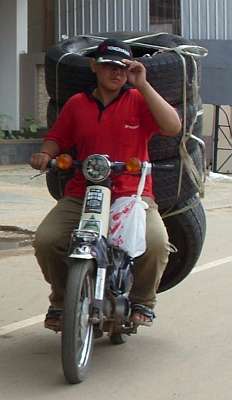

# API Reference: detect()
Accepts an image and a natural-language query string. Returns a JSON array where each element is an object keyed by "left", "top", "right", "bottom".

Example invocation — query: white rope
[
  {"left": 159, "top": 44, "right": 207, "bottom": 218},
  {"left": 173, "top": 48, "right": 206, "bottom": 200},
  {"left": 137, "top": 161, "right": 149, "bottom": 197}
]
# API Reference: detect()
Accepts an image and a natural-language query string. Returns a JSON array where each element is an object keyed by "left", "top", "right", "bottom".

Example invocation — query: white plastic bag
[
  {"left": 108, "top": 195, "right": 148, "bottom": 257},
  {"left": 108, "top": 162, "right": 150, "bottom": 258}
]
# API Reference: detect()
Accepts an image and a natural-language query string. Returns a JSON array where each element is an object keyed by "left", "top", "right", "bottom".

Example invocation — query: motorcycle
[{"left": 45, "top": 153, "right": 173, "bottom": 384}]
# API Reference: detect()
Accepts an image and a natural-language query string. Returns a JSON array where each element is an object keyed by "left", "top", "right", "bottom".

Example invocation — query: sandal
[
  {"left": 131, "top": 304, "right": 155, "bottom": 327},
  {"left": 44, "top": 306, "right": 63, "bottom": 332}
]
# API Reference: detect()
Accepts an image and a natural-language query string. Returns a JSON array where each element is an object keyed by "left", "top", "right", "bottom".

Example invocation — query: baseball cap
[{"left": 95, "top": 39, "right": 133, "bottom": 67}]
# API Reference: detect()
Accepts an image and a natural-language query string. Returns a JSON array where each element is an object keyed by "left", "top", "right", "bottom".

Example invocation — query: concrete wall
[
  {"left": 20, "top": 1, "right": 52, "bottom": 129},
  {"left": 0, "top": 0, "right": 27, "bottom": 131},
  {"left": 0, "top": 139, "right": 42, "bottom": 165},
  {"left": 28, "top": 0, "right": 45, "bottom": 53},
  {"left": 20, "top": 53, "right": 49, "bottom": 128}
]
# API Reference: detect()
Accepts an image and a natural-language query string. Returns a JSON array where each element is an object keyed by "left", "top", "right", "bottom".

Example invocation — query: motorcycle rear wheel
[{"left": 62, "top": 259, "right": 94, "bottom": 384}]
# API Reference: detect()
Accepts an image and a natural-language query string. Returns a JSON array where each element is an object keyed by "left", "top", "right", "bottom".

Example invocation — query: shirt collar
[{"left": 85, "top": 85, "right": 130, "bottom": 109}]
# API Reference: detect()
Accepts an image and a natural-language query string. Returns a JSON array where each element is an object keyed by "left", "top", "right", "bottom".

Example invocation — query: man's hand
[
  {"left": 30, "top": 152, "right": 51, "bottom": 171},
  {"left": 122, "top": 59, "right": 147, "bottom": 90},
  {"left": 30, "top": 141, "right": 60, "bottom": 171}
]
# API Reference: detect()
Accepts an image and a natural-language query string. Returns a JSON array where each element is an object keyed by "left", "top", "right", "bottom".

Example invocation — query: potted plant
[{"left": 0, "top": 114, "right": 45, "bottom": 165}]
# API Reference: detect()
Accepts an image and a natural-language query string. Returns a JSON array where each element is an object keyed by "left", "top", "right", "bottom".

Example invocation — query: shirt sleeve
[
  {"left": 44, "top": 96, "right": 77, "bottom": 151},
  {"left": 135, "top": 90, "right": 161, "bottom": 139}
]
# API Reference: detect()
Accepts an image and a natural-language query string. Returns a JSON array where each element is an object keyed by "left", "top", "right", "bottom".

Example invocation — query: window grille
[
  {"left": 56, "top": 0, "right": 150, "bottom": 41},
  {"left": 149, "top": 0, "right": 181, "bottom": 34}
]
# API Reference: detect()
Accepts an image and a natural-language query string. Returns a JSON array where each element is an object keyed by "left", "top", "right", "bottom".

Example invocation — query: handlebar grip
[
  {"left": 47, "top": 159, "right": 57, "bottom": 169},
  {"left": 46, "top": 157, "right": 81, "bottom": 171}
]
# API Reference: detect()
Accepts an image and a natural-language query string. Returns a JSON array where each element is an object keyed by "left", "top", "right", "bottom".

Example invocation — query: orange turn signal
[
  {"left": 56, "top": 154, "right": 73, "bottom": 170},
  {"left": 125, "top": 157, "right": 141, "bottom": 173}
]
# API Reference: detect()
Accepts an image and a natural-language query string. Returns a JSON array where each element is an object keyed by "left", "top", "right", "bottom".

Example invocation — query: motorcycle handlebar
[{"left": 47, "top": 155, "right": 175, "bottom": 173}]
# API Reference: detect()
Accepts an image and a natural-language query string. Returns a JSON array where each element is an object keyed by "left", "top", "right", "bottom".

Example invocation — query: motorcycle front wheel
[{"left": 62, "top": 259, "right": 94, "bottom": 384}]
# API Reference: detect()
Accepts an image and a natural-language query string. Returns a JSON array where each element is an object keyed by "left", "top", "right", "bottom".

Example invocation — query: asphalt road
[{"left": 0, "top": 167, "right": 232, "bottom": 399}]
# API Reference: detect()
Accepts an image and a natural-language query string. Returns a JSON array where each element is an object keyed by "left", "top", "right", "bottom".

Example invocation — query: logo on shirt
[{"left": 124, "top": 124, "right": 140, "bottom": 129}]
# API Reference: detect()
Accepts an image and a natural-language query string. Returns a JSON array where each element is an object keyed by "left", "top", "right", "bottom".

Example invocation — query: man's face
[{"left": 91, "top": 61, "right": 128, "bottom": 92}]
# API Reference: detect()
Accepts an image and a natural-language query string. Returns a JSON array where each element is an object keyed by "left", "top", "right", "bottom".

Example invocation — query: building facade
[
  {"left": 181, "top": 0, "right": 232, "bottom": 40},
  {"left": 1, "top": 0, "right": 232, "bottom": 171}
]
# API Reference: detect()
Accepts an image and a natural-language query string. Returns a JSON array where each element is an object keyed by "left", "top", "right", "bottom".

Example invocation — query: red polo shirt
[{"left": 45, "top": 88, "right": 160, "bottom": 199}]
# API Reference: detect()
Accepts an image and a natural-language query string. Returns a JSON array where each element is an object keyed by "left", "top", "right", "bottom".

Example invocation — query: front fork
[{"left": 68, "top": 185, "right": 111, "bottom": 325}]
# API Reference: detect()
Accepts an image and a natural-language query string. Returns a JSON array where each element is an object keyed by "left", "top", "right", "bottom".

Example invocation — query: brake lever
[
  {"left": 30, "top": 171, "right": 47, "bottom": 180},
  {"left": 30, "top": 159, "right": 60, "bottom": 180}
]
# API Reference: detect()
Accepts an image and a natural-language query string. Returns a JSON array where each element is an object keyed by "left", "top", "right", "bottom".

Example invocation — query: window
[{"left": 149, "top": 0, "right": 181, "bottom": 35}]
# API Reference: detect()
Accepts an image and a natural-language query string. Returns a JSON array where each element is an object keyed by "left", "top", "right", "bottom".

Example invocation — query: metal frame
[{"left": 213, "top": 105, "right": 232, "bottom": 173}]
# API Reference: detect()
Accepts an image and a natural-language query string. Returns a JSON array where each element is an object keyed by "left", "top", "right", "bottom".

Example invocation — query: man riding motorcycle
[{"left": 30, "top": 38, "right": 181, "bottom": 331}]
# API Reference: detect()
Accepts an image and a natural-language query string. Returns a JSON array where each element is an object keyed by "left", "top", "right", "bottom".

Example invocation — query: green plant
[
  {"left": 0, "top": 113, "right": 14, "bottom": 139},
  {"left": 20, "top": 116, "right": 41, "bottom": 138}
]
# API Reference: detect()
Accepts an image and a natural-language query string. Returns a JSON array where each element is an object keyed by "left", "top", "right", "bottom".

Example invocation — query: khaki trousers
[{"left": 34, "top": 196, "right": 170, "bottom": 309}]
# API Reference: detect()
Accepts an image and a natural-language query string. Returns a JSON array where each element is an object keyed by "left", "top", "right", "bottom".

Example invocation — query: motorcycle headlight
[{"left": 82, "top": 154, "right": 111, "bottom": 183}]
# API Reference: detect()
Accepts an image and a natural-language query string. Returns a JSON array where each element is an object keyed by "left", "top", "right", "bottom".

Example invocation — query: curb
[{"left": 0, "top": 226, "right": 35, "bottom": 251}]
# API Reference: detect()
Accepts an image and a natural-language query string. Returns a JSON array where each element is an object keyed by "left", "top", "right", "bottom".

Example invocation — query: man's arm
[
  {"left": 30, "top": 140, "right": 60, "bottom": 171},
  {"left": 122, "top": 59, "right": 182, "bottom": 136},
  {"left": 138, "top": 81, "right": 181, "bottom": 136}
]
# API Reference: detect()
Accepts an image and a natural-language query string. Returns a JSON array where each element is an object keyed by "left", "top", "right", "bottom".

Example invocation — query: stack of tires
[{"left": 45, "top": 32, "right": 206, "bottom": 293}]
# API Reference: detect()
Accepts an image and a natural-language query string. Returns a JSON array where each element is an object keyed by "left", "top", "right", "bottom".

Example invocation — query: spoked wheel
[{"left": 62, "top": 260, "right": 94, "bottom": 384}]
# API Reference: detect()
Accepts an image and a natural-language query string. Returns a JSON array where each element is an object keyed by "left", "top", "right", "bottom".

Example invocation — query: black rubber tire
[
  {"left": 153, "top": 144, "right": 204, "bottom": 212},
  {"left": 45, "top": 32, "right": 200, "bottom": 106},
  {"left": 148, "top": 102, "right": 203, "bottom": 161},
  {"left": 46, "top": 99, "right": 63, "bottom": 128},
  {"left": 138, "top": 52, "right": 199, "bottom": 106},
  {"left": 158, "top": 195, "right": 206, "bottom": 293},
  {"left": 62, "top": 259, "right": 94, "bottom": 384},
  {"left": 45, "top": 41, "right": 96, "bottom": 104},
  {"left": 142, "top": 32, "right": 196, "bottom": 48}
]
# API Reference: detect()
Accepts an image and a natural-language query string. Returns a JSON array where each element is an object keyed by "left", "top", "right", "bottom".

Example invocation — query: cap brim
[{"left": 95, "top": 57, "right": 127, "bottom": 67}]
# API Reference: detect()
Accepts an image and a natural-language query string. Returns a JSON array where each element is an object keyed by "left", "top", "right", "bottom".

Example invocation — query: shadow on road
[{"left": 0, "top": 324, "right": 176, "bottom": 398}]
